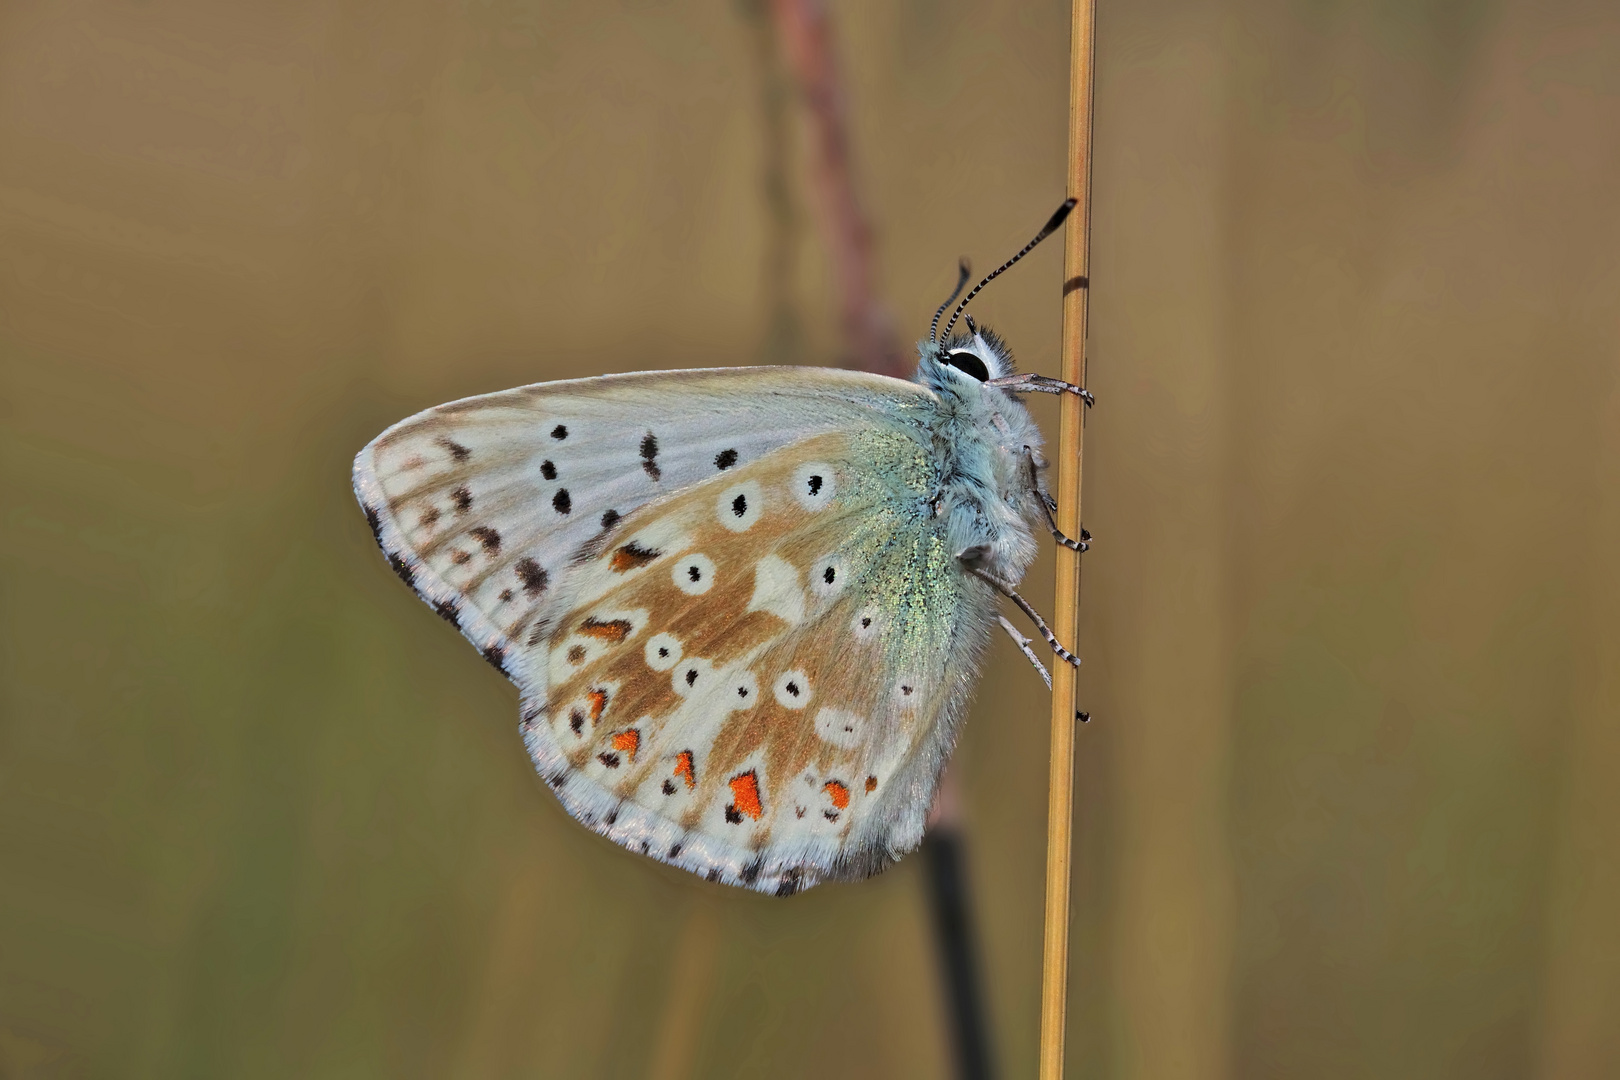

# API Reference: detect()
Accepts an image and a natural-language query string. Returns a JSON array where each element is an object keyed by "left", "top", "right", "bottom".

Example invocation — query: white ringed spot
[
  {"left": 717, "top": 481, "right": 764, "bottom": 532},
  {"left": 773, "top": 670, "right": 812, "bottom": 709},
  {"left": 792, "top": 462, "right": 836, "bottom": 512},
  {"left": 672, "top": 553, "right": 716, "bottom": 595},
  {"left": 813, "top": 707, "right": 865, "bottom": 750},
  {"left": 672, "top": 657, "right": 715, "bottom": 697},
  {"left": 852, "top": 607, "right": 882, "bottom": 640},
  {"left": 809, "top": 555, "right": 846, "bottom": 599},
  {"left": 726, "top": 670, "right": 761, "bottom": 708},
  {"left": 645, "top": 632, "right": 683, "bottom": 671}
]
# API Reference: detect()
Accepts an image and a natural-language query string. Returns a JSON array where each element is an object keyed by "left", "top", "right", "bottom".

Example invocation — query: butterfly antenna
[
  {"left": 929, "top": 258, "right": 973, "bottom": 342},
  {"left": 939, "top": 198, "right": 1076, "bottom": 341}
]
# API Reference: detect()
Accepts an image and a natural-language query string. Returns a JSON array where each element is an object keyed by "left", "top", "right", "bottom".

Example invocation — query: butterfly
[{"left": 353, "top": 201, "right": 1092, "bottom": 896}]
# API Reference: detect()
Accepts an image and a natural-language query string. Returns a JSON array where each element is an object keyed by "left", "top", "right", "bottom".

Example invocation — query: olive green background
[{"left": 3, "top": 1, "right": 1617, "bottom": 1077}]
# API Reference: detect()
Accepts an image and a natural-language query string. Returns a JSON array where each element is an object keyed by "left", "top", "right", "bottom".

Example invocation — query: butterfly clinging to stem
[{"left": 353, "top": 200, "right": 1091, "bottom": 896}]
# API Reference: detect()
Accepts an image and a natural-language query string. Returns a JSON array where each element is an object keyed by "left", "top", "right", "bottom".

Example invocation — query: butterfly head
[
  {"left": 917, "top": 198, "right": 1075, "bottom": 403},
  {"left": 916, "top": 319, "right": 1015, "bottom": 396}
]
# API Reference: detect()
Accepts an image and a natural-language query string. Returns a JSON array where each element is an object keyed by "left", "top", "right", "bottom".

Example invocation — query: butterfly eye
[{"left": 945, "top": 350, "right": 991, "bottom": 382}]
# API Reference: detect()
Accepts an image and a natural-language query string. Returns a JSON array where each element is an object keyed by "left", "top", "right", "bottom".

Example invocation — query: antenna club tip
[{"left": 1044, "top": 199, "right": 1078, "bottom": 232}]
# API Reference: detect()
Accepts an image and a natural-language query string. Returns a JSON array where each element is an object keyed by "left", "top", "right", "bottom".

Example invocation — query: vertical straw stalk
[{"left": 1039, "top": 1, "right": 1096, "bottom": 1078}]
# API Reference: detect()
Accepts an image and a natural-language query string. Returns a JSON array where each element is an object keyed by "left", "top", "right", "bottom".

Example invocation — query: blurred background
[{"left": 3, "top": 0, "right": 1618, "bottom": 1076}]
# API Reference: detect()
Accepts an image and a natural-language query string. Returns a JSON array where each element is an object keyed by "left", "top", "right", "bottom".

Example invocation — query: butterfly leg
[
  {"left": 998, "top": 615, "right": 1053, "bottom": 689},
  {"left": 962, "top": 563, "right": 1081, "bottom": 668},
  {"left": 984, "top": 373, "right": 1095, "bottom": 407},
  {"left": 1023, "top": 447, "right": 1090, "bottom": 552}
]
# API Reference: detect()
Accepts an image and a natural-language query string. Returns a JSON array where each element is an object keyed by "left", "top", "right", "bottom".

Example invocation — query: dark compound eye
[{"left": 945, "top": 351, "right": 990, "bottom": 382}]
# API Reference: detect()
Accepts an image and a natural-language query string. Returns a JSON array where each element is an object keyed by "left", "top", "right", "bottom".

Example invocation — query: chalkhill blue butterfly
[{"left": 354, "top": 201, "right": 1090, "bottom": 895}]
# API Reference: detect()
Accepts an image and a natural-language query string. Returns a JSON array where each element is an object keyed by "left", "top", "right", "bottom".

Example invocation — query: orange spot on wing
[
  {"left": 586, "top": 689, "right": 608, "bottom": 722},
  {"left": 822, "top": 780, "right": 850, "bottom": 810},
  {"left": 610, "top": 542, "right": 661, "bottom": 572},
  {"left": 729, "top": 771, "right": 763, "bottom": 820},
  {"left": 673, "top": 750, "right": 695, "bottom": 789},
  {"left": 611, "top": 729, "right": 640, "bottom": 759},
  {"left": 579, "top": 617, "right": 632, "bottom": 642}
]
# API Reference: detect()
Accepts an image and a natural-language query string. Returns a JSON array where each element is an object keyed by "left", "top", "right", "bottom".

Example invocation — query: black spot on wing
[
  {"left": 469, "top": 526, "right": 501, "bottom": 554},
  {"left": 740, "top": 859, "right": 764, "bottom": 885},
  {"left": 364, "top": 504, "right": 383, "bottom": 542},
  {"left": 553, "top": 489, "right": 571, "bottom": 515},
  {"left": 388, "top": 551, "right": 415, "bottom": 588},
  {"left": 551, "top": 424, "right": 568, "bottom": 440},
  {"left": 437, "top": 437, "right": 471, "bottom": 461},
  {"left": 483, "top": 645, "right": 507, "bottom": 674},
  {"left": 640, "top": 432, "right": 661, "bottom": 481},
  {"left": 541, "top": 460, "right": 557, "bottom": 481},
  {"left": 515, "top": 558, "right": 549, "bottom": 596},
  {"left": 433, "top": 598, "right": 460, "bottom": 626},
  {"left": 714, "top": 448, "right": 738, "bottom": 470},
  {"left": 451, "top": 486, "right": 472, "bottom": 514},
  {"left": 600, "top": 509, "right": 620, "bottom": 531}
]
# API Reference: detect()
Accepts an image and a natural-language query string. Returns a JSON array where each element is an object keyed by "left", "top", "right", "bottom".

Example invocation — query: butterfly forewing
[{"left": 354, "top": 367, "right": 933, "bottom": 681}]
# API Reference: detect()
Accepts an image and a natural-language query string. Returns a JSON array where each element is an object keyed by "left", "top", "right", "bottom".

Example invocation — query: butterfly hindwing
[{"left": 525, "top": 429, "right": 996, "bottom": 894}]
